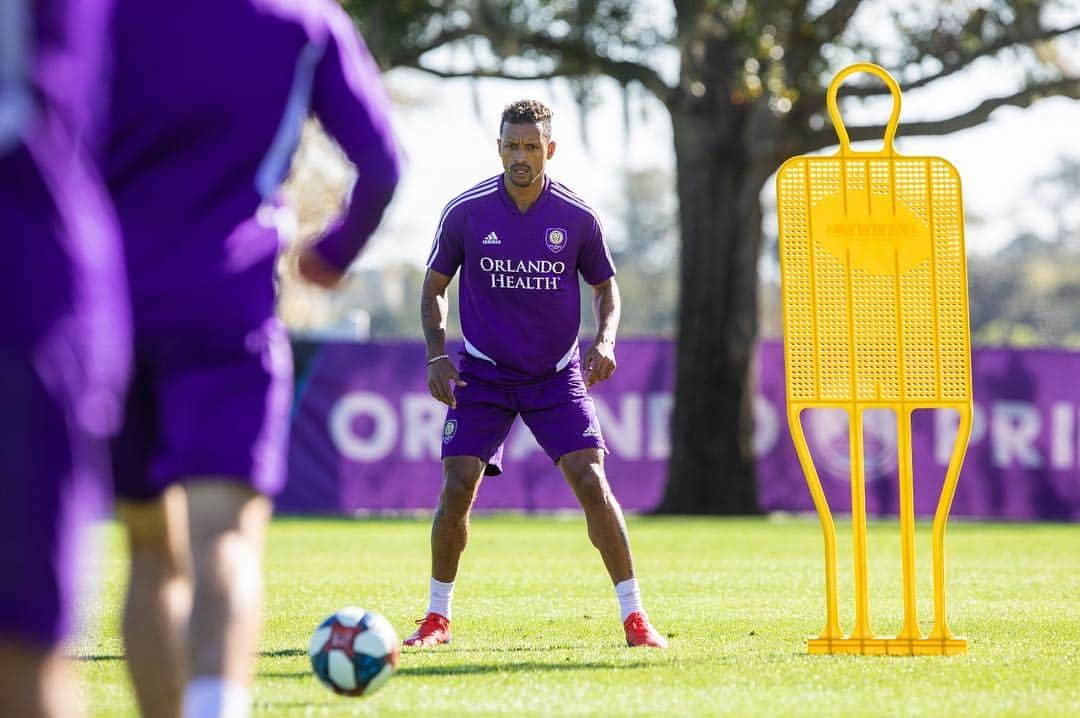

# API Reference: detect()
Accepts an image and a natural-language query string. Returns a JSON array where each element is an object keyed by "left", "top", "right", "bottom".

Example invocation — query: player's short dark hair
[{"left": 500, "top": 99, "right": 552, "bottom": 139}]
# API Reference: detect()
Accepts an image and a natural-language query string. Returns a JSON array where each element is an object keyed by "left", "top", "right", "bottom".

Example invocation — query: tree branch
[
  {"left": 400, "top": 31, "right": 675, "bottom": 102},
  {"left": 410, "top": 65, "right": 561, "bottom": 81},
  {"left": 842, "top": 22, "right": 1080, "bottom": 98},
  {"left": 591, "top": 57, "right": 676, "bottom": 101},
  {"left": 789, "top": 0, "right": 811, "bottom": 25},
  {"left": 385, "top": 27, "right": 476, "bottom": 67},
  {"left": 814, "top": 0, "right": 862, "bottom": 43},
  {"left": 513, "top": 30, "right": 676, "bottom": 100},
  {"left": 803, "top": 77, "right": 1080, "bottom": 152}
]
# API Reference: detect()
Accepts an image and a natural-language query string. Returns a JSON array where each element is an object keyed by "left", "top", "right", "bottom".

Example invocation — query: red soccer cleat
[
  {"left": 623, "top": 611, "right": 668, "bottom": 648},
  {"left": 402, "top": 612, "right": 451, "bottom": 647}
]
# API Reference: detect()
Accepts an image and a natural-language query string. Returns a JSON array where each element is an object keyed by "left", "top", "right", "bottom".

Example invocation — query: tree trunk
[{"left": 655, "top": 92, "right": 769, "bottom": 515}]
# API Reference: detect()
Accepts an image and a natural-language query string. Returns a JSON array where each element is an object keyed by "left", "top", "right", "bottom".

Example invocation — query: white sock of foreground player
[
  {"left": 615, "top": 578, "right": 645, "bottom": 622},
  {"left": 182, "top": 677, "right": 250, "bottom": 718},
  {"left": 428, "top": 577, "right": 454, "bottom": 620}
]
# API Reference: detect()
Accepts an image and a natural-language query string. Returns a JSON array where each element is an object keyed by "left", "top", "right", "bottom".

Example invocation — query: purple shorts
[
  {"left": 0, "top": 351, "right": 115, "bottom": 646},
  {"left": 441, "top": 365, "right": 606, "bottom": 475},
  {"left": 112, "top": 319, "right": 293, "bottom": 500}
]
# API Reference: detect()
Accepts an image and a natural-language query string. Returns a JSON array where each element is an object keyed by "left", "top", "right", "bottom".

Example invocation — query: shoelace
[
  {"left": 626, "top": 615, "right": 649, "bottom": 634},
  {"left": 414, "top": 615, "right": 446, "bottom": 632}
]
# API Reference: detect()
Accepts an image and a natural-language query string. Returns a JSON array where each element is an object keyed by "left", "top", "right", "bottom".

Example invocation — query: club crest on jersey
[
  {"left": 443, "top": 419, "right": 458, "bottom": 444},
  {"left": 545, "top": 228, "right": 568, "bottom": 254}
]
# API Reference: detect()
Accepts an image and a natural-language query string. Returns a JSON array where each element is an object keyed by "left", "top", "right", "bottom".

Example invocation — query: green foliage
[
  {"left": 77, "top": 516, "right": 1080, "bottom": 716},
  {"left": 968, "top": 155, "right": 1080, "bottom": 347},
  {"left": 342, "top": 0, "right": 662, "bottom": 80},
  {"left": 969, "top": 238, "right": 1080, "bottom": 347},
  {"left": 602, "top": 167, "right": 679, "bottom": 335},
  {"left": 339, "top": 0, "right": 1078, "bottom": 155}
]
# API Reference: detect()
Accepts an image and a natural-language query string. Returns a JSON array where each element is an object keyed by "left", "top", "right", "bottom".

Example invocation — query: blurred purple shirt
[
  {"left": 0, "top": 0, "right": 128, "bottom": 645},
  {"left": 106, "top": 0, "right": 400, "bottom": 329},
  {"left": 426, "top": 175, "right": 616, "bottom": 384},
  {"left": 0, "top": 0, "right": 128, "bottom": 386}
]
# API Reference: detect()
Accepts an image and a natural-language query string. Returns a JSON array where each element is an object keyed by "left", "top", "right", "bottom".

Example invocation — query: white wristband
[{"left": 427, "top": 354, "right": 450, "bottom": 366}]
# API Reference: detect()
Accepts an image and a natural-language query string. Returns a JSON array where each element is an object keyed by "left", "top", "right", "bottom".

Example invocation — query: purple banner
[{"left": 280, "top": 340, "right": 1080, "bottom": 521}]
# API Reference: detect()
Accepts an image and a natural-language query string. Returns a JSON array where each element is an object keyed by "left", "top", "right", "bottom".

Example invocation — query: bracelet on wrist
[{"left": 426, "top": 353, "right": 450, "bottom": 366}]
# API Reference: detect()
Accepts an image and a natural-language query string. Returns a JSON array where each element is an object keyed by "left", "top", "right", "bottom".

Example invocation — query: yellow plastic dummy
[{"left": 776, "top": 63, "right": 973, "bottom": 655}]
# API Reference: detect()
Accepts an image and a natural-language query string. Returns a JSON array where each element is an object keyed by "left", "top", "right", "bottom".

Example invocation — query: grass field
[{"left": 74, "top": 514, "right": 1080, "bottom": 717}]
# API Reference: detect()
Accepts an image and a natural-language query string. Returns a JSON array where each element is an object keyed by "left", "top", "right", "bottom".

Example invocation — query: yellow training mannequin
[{"left": 776, "top": 63, "right": 974, "bottom": 655}]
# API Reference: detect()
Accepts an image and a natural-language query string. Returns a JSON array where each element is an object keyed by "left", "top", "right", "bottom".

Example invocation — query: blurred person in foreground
[
  {"left": 0, "top": 0, "right": 130, "bottom": 715},
  {"left": 104, "top": 1, "right": 400, "bottom": 716},
  {"left": 408, "top": 99, "right": 667, "bottom": 650}
]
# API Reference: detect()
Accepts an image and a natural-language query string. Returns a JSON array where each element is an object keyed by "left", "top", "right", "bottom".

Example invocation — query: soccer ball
[{"left": 309, "top": 607, "right": 399, "bottom": 696}]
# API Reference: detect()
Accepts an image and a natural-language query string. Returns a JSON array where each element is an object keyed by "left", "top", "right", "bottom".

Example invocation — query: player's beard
[{"left": 508, "top": 163, "right": 537, "bottom": 187}]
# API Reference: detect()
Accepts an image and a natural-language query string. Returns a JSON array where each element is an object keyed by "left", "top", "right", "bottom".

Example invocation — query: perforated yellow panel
[
  {"left": 777, "top": 156, "right": 971, "bottom": 404},
  {"left": 777, "top": 63, "right": 974, "bottom": 656}
]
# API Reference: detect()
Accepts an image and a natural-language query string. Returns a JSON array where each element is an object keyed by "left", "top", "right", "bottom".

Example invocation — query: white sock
[
  {"left": 428, "top": 577, "right": 454, "bottom": 620},
  {"left": 182, "top": 677, "right": 251, "bottom": 718},
  {"left": 615, "top": 578, "right": 645, "bottom": 622}
]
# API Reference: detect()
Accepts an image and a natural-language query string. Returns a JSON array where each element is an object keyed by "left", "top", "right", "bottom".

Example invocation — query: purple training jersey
[
  {"left": 1, "top": 0, "right": 129, "bottom": 646},
  {"left": 107, "top": 0, "right": 400, "bottom": 329},
  {"left": 2, "top": 0, "right": 128, "bottom": 354},
  {"left": 426, "top": 175, "right": 616, "bottom": 384}
]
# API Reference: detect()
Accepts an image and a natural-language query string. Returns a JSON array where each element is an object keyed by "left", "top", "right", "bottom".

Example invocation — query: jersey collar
[{"left": 498, "top": 173, "right": 551, "bottom": 215}]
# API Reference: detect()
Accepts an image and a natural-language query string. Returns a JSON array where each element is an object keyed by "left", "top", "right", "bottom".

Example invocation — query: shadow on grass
[
  {"left": 396, "top": 660, "right": 656, "bottom": 677},
  {"left": 258, "top": 644, "right": 607, "bottom": 658},
  {"left": 72, "top": 654, "right": 124, "bottom": 662},
  {"left": 261, "top": 672, "right": 313, "bottom": 680},
  {"left": 443, "top": 645, "right": 593, "bottom": 653},
  {"left": 261, "top": 658, "right": 657, "bottom": 682},
  {"left": 81, "top": 645, "right": 636, "bottom": 662}
]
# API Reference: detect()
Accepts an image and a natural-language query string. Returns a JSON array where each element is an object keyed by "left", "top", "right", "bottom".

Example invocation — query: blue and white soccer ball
[{"left": 309, "top": 607, "right": 399, "bottom": 697}]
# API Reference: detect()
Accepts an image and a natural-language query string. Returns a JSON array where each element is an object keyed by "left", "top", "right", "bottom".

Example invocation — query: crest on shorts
[
  {"left": 442, "top": 419, "right": 458, "bottom": 444},
  {"left": 545, "top": 227, "right": 568, "bottom": 254}
]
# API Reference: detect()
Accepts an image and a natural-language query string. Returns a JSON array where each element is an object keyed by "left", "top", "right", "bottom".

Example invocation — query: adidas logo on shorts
[
  {"left": 482, "top": 231, "right": 500, "bottom": 245},
  {"left": 582, "top": 423, "right": 601, "bottom": 438}
]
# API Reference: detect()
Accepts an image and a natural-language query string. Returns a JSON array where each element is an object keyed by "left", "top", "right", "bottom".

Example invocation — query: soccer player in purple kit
[
  {"left": 0, "top": 0, "right": 130, "bottom": 715},
  {"left": 104, "top": 1, "right": 400, "bottom": 716},
  {"left": 407, "top": 99, "right": 667, "bottom": 649}
]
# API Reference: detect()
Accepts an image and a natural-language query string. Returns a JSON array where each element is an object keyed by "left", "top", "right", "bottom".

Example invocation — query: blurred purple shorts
[
  {"left": 112, "top": 319, "right": 292, "bottom": 500},
  {"left": 0, "top": 348, "right": 116, "bottom": 646}
]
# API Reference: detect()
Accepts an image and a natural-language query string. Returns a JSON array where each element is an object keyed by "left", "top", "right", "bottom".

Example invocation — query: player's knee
[
  {"left": 440, "top": 470, "right": 479, "bottom": 513},
  {"left": 189, "top": 529, "right": 263, "bottom": 608},
  {"left": 184, "top": 483, "right": 269, "bottom": 590},
  {"left": 568, "top": 465, "right": 609, "bottom": 504}
]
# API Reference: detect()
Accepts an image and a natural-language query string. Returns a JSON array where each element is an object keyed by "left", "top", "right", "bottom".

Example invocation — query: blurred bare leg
[
  {"left": 0, "top": 643, "right": 81, "bottom": 718},
  {"left": 183, "top": 479, "right": 271, "bottom": 717},
  {"left": 118, "top": 484, "right": 192, "bottom": 718}
]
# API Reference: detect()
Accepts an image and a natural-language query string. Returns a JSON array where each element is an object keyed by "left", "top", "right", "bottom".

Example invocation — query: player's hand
[
  {"left": 583, "top": 340, "right": 616, "bottom": 389},
  {"left": 297, "top": 246, "right": 345, "bottom": 289},
  {"left": 428, "top": 357, "right": 467, "bottom": 409}
]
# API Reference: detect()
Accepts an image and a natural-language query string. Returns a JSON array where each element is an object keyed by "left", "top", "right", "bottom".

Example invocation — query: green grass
[{"left": 74, "top": 515, "right": 1080, "bottom": 716}]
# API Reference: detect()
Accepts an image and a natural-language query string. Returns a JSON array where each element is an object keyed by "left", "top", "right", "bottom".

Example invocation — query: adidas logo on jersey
[{"left": 482, "top": 232, "right": 501, "bottom": 245}]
